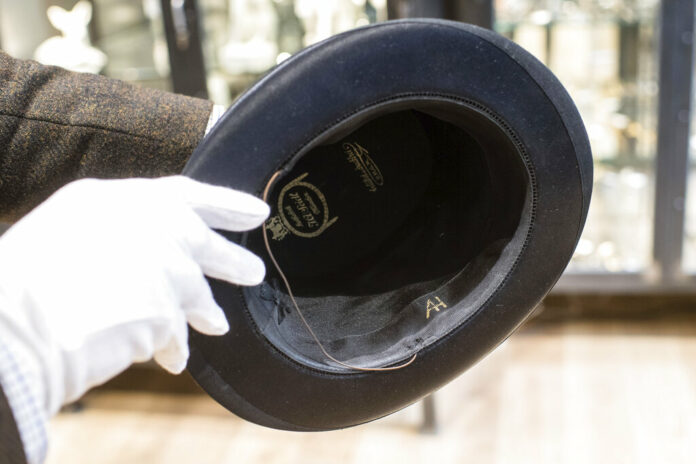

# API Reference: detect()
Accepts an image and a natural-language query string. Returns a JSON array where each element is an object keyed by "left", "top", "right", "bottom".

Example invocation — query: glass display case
[
  {"left": 0, "top": 0, "right": 171, "bottom": 89},
  {"left": 1, "top": 0, "right": 695, "bottom": 292},
  {"left": 496, "top": 0, "right": 660, "bottom": 273},
  {"left": 196, "top": 0, "right": 388, "bottom": 106}
]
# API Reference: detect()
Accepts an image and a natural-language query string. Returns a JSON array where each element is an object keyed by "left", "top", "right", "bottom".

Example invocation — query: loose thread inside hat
[{"left": 261, "top": 170, "right": 417, "bottom": 372}]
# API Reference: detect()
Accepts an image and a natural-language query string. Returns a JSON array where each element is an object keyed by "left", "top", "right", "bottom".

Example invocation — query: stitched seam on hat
[
  {"left": 423, "top": 19, "right": 589, "bottom": 242},
  {"left": 0, "top": 112, "right": 185, "bottom": 147},
  {"left": 243, "top": 93, "right": 538, "bottom": 378},
  {"left": 188, "top": 23, "right": 582, "bottom": 418},
  {"left": 194, "top": 26, "right": 571, "bottom": 381}
]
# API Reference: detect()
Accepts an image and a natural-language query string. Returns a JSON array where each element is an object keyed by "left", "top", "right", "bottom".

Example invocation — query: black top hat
[{"left": 183, "top": 19, "right": 592, "bottom": 431}]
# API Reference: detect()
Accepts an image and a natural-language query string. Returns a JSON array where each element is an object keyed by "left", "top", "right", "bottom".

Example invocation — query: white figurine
[{"left": 34, "top": 0, "right": 107, "bottom": 74}]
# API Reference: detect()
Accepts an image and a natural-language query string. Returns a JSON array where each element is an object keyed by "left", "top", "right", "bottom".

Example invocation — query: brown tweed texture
[
  {"left": 0, "top": 384, "right": 27, "bottom": 464},
  {"left": 0, "top": 51, "right": 213, "bottom": 222}
]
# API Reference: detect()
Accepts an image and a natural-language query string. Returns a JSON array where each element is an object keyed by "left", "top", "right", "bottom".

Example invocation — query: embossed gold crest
[
  {"left": 265, "top": 215, "right": 289, "bottom": 241},
  {"left": 276, "top": 173, "right": 338, "bottom": 238}
]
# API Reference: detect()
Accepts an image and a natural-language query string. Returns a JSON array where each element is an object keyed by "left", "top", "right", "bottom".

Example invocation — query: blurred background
[{"left": 2, "top": 0, "right": 696, "bottom": 463}]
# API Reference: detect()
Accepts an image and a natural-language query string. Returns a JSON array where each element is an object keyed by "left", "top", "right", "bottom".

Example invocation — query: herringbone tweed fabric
[{"left": 0, "top": 51, "right": 213, "bottom": 222}]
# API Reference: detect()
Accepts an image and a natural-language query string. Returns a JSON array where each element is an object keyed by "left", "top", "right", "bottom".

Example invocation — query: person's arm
[
  {"left": 0, "top": 382, "right": 29, "bottom": 464},
  {"left": 0, "top": 51, "right": 214, "bottom": 223},
  {"left": 0, "top": 176, "right": 269, "bottom": 464},
  {"left": 0, "top": 340, "right": 45, "bottom": 464},
  {"left": 0, "top": 383, "right": 28, "bottom": 464}
]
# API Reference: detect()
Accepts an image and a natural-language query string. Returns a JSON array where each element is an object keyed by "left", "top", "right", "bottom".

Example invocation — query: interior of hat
[{"left": 243, "top": 100, "right": 532, "bottom": 372}]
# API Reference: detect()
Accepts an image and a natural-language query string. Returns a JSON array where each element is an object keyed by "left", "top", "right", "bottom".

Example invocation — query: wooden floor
[{"left": 45, "top": 316, "right": 696, "bottom": 464}]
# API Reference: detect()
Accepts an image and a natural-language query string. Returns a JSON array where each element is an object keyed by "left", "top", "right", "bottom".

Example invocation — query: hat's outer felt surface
[{"left": 183, "top": 19, "right": 592, "bottom": 431}]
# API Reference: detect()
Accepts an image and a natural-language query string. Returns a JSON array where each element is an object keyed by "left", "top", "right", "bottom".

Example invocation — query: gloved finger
[
  {"left": 190, "top": 228, "right": 266, "bottom": 286},
  {"left": 153, "top": 311, "right": 190, "bottom": 374},
  {"left": 180, "top": 267, "right": 230, "bottom": 336},
  {"left": 165, "top": 176, "right": 270, "bottom": 231}
]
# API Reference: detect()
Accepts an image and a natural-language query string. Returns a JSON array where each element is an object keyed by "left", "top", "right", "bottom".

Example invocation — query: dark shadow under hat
[{"left": 183, "top": 19, "right": 592, "bottom": 431}]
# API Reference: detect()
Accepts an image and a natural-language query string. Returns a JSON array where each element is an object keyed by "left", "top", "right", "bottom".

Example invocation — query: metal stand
[
  {"left": 420, "top": 394, "right": 438, "bottom": 434},
  {"left": 160, "top": 0, "right": 208, "bottom": 98},
  {"left": 387, "top": 0, "right": 493, "bottom": 28},
  {"left": 652, "top": 0, "right": 695, "bottom": 283}
]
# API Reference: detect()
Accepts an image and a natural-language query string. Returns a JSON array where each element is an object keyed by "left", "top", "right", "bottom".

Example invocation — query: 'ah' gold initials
[{"left": 426, "top": 296, "right": 448, "bottom": 319}]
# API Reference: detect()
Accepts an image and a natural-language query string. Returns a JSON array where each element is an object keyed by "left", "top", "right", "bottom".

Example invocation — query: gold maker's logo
[
  {"left": 343, "top": 142, "right": 384, "bottom": 192},
  {"left": 269, "top": 172, "right": 338, "bottom": 240}
]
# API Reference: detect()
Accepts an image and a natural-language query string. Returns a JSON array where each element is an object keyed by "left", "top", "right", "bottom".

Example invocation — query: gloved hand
[{"left": 0, "top": 176, "right": 269, "bottom": 417}]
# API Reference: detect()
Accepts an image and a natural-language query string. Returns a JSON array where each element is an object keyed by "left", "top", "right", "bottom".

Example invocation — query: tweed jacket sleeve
[{"left": 0, "top": 51, "right": 214, "bottom": 223}]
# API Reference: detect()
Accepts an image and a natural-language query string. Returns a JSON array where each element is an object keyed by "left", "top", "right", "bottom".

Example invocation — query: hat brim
[{"left": 183, "top": 19, "right": 592, "bottom": 431}]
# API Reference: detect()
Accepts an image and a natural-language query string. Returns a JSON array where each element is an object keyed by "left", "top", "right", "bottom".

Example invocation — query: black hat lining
[{"left": 244, "top": 97, "right": 533, "bottom": 372}]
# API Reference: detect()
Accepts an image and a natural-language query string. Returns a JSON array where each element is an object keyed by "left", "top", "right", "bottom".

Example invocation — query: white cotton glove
[{"left": 0, "top": 176, "right": 269, "bottom": 417}]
